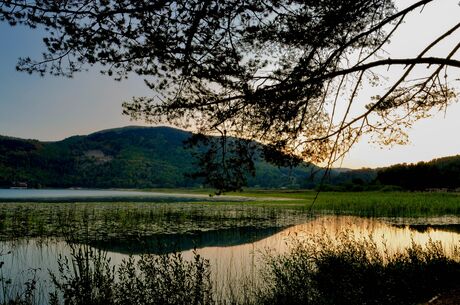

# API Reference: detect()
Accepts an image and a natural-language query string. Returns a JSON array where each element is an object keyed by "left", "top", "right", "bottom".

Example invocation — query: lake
[
  {"left": 1, "top": 189, "right": 460, "bottom": 303},
  {"left": 0, "top": 189, "right": 254, "bottom": 202},
  {"left": 1, "top": 214, "right": 459, "bottom": 303}
]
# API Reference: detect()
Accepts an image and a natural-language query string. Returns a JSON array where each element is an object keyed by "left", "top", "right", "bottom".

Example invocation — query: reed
[
  {"left": 257, "top": 230, "right": 460, "bottom": 305},
  {"left": 2, "top": 231, "right": 460, "bottom": 305}
]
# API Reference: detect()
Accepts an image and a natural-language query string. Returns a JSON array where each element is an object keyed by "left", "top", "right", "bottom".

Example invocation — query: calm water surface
[
  {"left": 1, "top": 215, "right": 459, "bottom": 302},
  {"left": 0, "top": 188, "right": 251, "bottom": 201}
]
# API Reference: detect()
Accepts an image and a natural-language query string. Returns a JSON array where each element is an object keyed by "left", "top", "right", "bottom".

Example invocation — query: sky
[{"left": 0, "top": 0, "right": 459, "bottom": 169}]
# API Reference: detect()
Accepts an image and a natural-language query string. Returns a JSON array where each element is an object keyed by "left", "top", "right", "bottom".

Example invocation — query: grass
[
  {"left": 229, "top": 189, "right": 460, "bottom": 217},
  {"left": 0, "top": 252, "right": 38, "bottom": 305},
  {"left": 48, "top": 245, "right": 214, "bottom": 305},
  {"left": 144, "top": 188, "right": 460, "bottom": 217}
]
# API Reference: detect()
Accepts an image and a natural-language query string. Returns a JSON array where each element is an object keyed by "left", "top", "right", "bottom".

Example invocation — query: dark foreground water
[{"left": 1, "top": 215, "right": 459, "bottom": 303}]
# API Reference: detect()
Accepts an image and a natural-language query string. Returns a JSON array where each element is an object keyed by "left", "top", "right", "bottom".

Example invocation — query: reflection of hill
[
  {"left": 90, "top": 226, "right": 285, "bottom": 254},
  {"left": 393, "top": 224, "right": 460, "bottom": 234}
]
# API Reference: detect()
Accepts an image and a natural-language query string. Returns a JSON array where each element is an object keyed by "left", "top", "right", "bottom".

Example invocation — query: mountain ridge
[
  {"left": 2, "top": 126, "right": 460, "bottom": 190},
  {"left": 0, "top": 126, "right": 322, "bottom": 189}
]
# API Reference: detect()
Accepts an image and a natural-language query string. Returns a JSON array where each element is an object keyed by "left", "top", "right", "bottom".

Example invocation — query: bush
[
  {"left": 49, "top": 245, "right": 213, "bottom": 305},
  {"left": 115, "top": 252, "right": 212, "bottom": 305},
  {"left": 49, "top": 245, "right": 115, "bottom": 305},
  {"left": 3, "top": 233, "right": 460, "bottom": 305},
  {"left": 257, "top": 230, "right": 460, "bottom": 305}
]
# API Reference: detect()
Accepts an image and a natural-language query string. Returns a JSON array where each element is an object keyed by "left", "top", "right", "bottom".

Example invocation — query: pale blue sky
[
  {"left": 0, "top": 23, "right": 150, "bottom": 141},
  {"left": 0, "top": 1, "right": 459, "bottom": 168}
]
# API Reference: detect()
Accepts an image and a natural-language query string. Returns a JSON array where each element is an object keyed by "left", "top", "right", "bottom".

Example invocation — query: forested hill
[
  {"left": 5, "top": 126, "right": 459, "bottom": 191},
  {"left": 376, "top": 155, "right": 460, "bottom": 191},
  {"left": 0, "top": 126, "right": 330, "bottom": 189}
]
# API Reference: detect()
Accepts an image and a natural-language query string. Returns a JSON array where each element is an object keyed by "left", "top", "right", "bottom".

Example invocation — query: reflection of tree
[{"left": 1, "top": 0, "right": 459, "bottom": 190}]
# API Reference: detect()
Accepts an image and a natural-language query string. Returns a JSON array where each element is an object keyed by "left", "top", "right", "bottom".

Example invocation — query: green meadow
[
  {"left": 235, "top": 190, "right": 460, "bottom": 216},
  {"left": 151, "top": 188, "right": 460, "bottom": 216}
]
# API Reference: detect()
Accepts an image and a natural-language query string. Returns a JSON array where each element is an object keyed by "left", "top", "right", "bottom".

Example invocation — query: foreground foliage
[
  {"left": 260, "top": 231, "right": 460, "bottom": 305},
  {"left": 2, "top": 0, "right": 458, "bottom": 161},
  {"left": 2, "top": 231, "right": 460, "bottom": 305},
  {"left": 49, "top": 246, "right": 213, "bottom": 305}
]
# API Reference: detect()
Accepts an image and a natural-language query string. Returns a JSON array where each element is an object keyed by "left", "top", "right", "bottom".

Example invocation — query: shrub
[
  {"left": 49, "top": 245, "right": 213, "bottom": 305},
  {"left": 49, "top": 245, "right": 115, "bottom": 305},
  {"left": 258, "top": 230, "right": 460, "bottom": 305},
  {"left": 3, "top": 232, "right": 460, "bottom": 305}
]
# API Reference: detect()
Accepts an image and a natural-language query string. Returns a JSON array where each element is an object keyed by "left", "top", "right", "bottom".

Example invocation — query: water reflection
[
  {"left": 268, "top": 216, "right": 460, "bottom": 255},
  {"left": 183, "top": 216, "right": 460, "bottom": 296},
  {"left": 395, "top": 224, "right": 460, "bottom": 234},
  {"left": 1, "top": 215, "right": 459, "bottom": 303},
  {"left": 92, "top": 226, "right": 286, "bottom": 254}
]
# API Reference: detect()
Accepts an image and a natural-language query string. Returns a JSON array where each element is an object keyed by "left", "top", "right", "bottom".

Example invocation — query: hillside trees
[
  {"left": 377, "top": 156, "right": 460, "bottom": 190},
  {"left": 1, "top": 0, "right": 459, "bottom": 190}
]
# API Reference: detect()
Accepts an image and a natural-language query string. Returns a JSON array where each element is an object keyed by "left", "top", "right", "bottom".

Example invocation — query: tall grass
[
  {"left": 48, "top": 244, "right": 213, "bottom": 305},
  {"left": 0, "top": 202, "right": 308, "bottom": 242},
  {"left": 257, "top": 230, "right": 460, "bottom": 305},
  {"left": 2, "top": 232, "right": 460, "bottom": 305},
  {"left": 237, "top": 190, "right": 460, "bottom": 217},
  {"left": 1, "top": 191, "right": 460, "bottom": 242},
  {"left": 48, "top": 245, "right": 115, "bottom": 305}
]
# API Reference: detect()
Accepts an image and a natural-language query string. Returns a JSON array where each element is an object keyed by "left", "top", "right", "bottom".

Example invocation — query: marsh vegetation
[
  {"left": 0, "top": 189, "right": 459, "bottom": 304},
  {"left": 1, "top": 190, "right": 460, "bottom": 243},
  {"left": 1, "top": 229, "right": 460, "bottom": 305}
]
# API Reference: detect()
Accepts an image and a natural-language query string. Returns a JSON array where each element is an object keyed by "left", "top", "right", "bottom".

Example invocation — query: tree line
[{"left": 377, "top": 156, "right": 460, "bottom": 191}]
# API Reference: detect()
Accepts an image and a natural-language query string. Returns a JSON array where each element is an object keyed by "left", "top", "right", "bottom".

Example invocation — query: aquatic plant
[
  {"left": 49, "top": 244, "right": 115, "bottom": 305},
  {"left": 1, "top": 229, "right": 460, "bottom": 305},
  {"left": 258, "top": 230, "right": 460, "bottom": 305},
  {"left": 0, "top": 201, "right": 308, "bottom": 243},
  {"left": 49, "top": 245, "right": 213, "bottom": 305}
]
